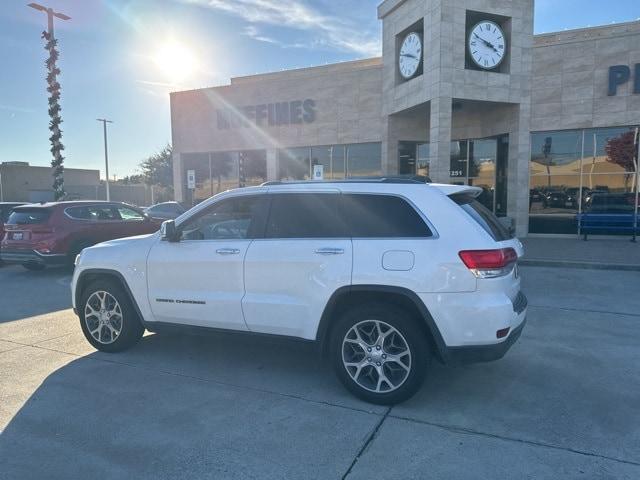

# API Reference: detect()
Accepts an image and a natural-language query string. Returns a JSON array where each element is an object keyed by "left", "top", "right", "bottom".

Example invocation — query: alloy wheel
[
  {"left": 341, "top": 319, "right": 412, "bottom": 393},
  {"left": 84, "top": 291, "right": 123, "bottom": 345}
]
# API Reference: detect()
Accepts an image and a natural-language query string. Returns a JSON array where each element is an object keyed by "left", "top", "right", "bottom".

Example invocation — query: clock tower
[{"left": 378, "top": 0, "right": 534, "bottom": 236}]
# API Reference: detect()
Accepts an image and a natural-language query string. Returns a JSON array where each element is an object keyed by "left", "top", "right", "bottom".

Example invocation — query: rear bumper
[
  {"left": 0, "top": 249, "right": 67, "bottom": 265},
  {"left": 442, "top": 316, "right": 527, "bottom": 365}
]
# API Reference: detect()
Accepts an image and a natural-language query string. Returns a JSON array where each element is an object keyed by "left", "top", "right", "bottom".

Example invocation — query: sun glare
[{"left": 153, "top": 40, "right": 198, "bottom": 83}]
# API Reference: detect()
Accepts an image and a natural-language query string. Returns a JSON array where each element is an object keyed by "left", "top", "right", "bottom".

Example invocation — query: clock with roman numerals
[{"left": 468, "top": 20, "right": 506, "bottom": 70}]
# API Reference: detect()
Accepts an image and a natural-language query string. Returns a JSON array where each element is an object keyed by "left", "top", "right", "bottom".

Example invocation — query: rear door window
[
  {"left": 117, "top": 206, "right": 145, "bottom": 221},
  {"left": 265, "top": 193, "right": 346, "bottom": 239},
  {"left": 341, "top": 194, "right": 432, "bottom": 238},
  {"left": 450, "top": 193, "right": 512, "bottom": 241},
  {"left": 7, "top": 209, "right": 51, "bottom": 225}
]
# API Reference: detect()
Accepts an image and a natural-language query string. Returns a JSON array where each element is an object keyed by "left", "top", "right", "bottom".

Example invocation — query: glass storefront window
[
  {"left": 583, "top": 127, "right": 637, "bottom": 175},
  {"left": 311, "top": 145, "right": 345, "bottom": 179},
  {"left": 182, "top": 149, "right": 267, "bottom": 205},
  {"left": 469, "top": 138, "right": 496, "bottom": 211},
  {"left": 530, "top": 130, "right": 582, "bottom": 177},
  {"left": 209, "top": 151, "right": 239, "bottom": 195},
  {"left": 278, "top": 147, "right": 310, "bottom": 180},
  {"left": 346, "top": 142, "right": 382, "bottom": 177},
  {"left": 416, "top": 143, "right": 430, "bottom": 178},
  {"left": 529, "top": 127, "right": 639, "bottom": 235},
  {"left": 398, "top": 142, "right": 430, "bottom": 178},
  {"left": 240, "top": 150, "right": 267, "bottom": 187}
]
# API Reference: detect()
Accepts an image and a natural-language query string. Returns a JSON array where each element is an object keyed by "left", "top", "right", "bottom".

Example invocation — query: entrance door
[{"left": 448, "top": 134, "right": 509, "bottom": 216}]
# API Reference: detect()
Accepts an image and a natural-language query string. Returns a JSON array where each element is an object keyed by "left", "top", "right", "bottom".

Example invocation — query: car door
[
  {"left": 242, "top": 191, "right": 352, "bottom": 340},
  {"left": 146, "top": 193, "right": 268, "bottom": 330}
]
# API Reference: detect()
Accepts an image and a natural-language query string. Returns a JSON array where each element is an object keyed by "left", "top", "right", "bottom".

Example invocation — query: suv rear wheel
[
  {"left": 79, "top": 278, "right": 144, "bottom": 352},
  {"left": 330, "top": 303, "right": 430, "bottom": 405}
]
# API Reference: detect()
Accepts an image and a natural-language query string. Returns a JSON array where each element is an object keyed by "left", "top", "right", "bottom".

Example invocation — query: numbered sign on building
[{"left": 187, "top": 170, "right": 196, "bottom": 189}]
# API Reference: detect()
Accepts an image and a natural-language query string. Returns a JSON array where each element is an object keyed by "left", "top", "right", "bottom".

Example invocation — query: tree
[
  {"left": 605, "top": 131, "right": 638, "bottom": 191},
  {"left": 210, "top": 154, "right": 233, "bottom": 193},
  {"left": 42, "top": 30, "right": 66, "bottom": 200},
  {"left": 140, "top": 144, "right": 173, "bottom": 189}
]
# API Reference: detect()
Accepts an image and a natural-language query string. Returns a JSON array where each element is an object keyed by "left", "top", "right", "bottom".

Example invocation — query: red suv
[{"left": 1, "top": 201, "right": 162, "bottom": 270}]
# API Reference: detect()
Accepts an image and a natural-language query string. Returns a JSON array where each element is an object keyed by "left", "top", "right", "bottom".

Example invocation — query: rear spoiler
[{"left": 430, "top": 184, "right": 483, "bottom": 198}]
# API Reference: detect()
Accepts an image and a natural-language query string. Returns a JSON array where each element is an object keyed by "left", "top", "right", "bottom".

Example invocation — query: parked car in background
[
  {"left": 1, "top": 201, "right": 162, "bottom": 270},
  {"left": 144, "top": 201, "right": 186, "bottom": 220},
  {"left": 543, "top": 190, "right": 577, "bottom": 209},
  {"left": 0, "top": 202, "right": 27, "bottom": 265}
]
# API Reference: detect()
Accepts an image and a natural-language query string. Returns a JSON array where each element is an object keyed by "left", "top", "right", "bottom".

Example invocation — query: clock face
[
  {"left": 468, "top": 21, "right": 506, "bottom": 70},
  {"left": 398, "top": 32, "right": 422, "bottom": 79}
]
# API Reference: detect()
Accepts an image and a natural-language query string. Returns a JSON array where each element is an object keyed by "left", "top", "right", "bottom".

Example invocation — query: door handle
[
  {"left": 315, "top": 247, "right": 344, "bottom": 255},
  {"left": 216, "top": 248, "right": 240, "bottom": 255}
]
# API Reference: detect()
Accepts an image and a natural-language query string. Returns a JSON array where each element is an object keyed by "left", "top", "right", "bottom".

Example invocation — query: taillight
[{"left": 458, "top": 248, "right": 517, "bottom": 278}]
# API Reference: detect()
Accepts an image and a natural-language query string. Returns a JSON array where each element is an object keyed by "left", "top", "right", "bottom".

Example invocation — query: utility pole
[
  {"left": 97, "top": 119, "right": 113, "bottom": 201},
  {"left": 28, "top": 3, "right": 70, "bottom": 200}
]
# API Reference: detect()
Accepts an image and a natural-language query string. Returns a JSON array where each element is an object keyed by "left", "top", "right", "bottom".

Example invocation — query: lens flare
[{"left": 153, "top": 40, "right": 197, "bottom": 82}]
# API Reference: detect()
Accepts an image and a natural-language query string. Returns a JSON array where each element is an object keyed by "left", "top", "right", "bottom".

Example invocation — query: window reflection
[
  {"left": 346, "top": 143, "right": 382, "bottom": 177},
  {"left": 529, "top": 128, "right": 639, "bottom": 234},
  {"left": 278, "top": 147, "right": 310, "bottom": 180},
  {"left": 311, "top": 145, "right": 345, "bottom": 179},
  {"left": 399, "top": 142, "right": 430, "bottom": 178},
  {"left": 182, "top": 150, "right": 267, "bottom": 204}
]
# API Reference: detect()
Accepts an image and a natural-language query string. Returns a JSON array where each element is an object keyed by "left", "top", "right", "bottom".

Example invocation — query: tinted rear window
[
  {"left": 265, "top": 193, "right": 345, "bottom": 238},
  {"left": 450, "top": 193, "right": 512, "bottom": 241},
  {"left": 341, "top": 194, "right": 432, "bottom": 238},
  {"left": 7, "top": 209, "right": 51, "bottom": 225}
]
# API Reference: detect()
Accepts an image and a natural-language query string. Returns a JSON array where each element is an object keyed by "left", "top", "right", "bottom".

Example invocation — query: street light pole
[
  {"left": 28, "top": 3, "right": 71, "bottom": 200},
  {"left": 97, "top": 118, "right": 113, "bottom": 201}
]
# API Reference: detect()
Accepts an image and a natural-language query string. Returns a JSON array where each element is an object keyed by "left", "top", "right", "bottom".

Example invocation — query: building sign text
[{"left": 216, "top": 99, "right": 316, "bottom": 129}]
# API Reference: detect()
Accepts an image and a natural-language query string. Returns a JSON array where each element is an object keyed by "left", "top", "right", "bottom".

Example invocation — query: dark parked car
[
  {"left": 543, "top": 190, "right": 577, "bottom": 209},
  {"left": 1, "top": 201, "right": 162, "bottom": 270},
  {"left": 143, "top": 201, "right": 186, "bottom": 220},
  {"left": 583, "top": 192, "right": 637, "bottom": 214},
  {"left": 0, "top": 202, "right": 27, "bottom": 265}
]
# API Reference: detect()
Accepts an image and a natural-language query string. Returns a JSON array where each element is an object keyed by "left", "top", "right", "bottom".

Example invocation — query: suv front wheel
[
  {"left": 330, "top": 303, "right": 430, "bottom": 405},
  {"left": 79, "top": 279, "right": 144, "bottom": 352}
]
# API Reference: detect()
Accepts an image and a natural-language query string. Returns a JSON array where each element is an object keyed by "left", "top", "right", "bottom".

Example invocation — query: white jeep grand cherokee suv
[{"left": 72, "top": 180, "right": 527, "bottom": 404}]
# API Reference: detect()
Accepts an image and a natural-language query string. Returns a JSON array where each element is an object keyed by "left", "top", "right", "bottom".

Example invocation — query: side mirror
[{"left": 160, "top": 219, "right": 179, "bottom": 242}]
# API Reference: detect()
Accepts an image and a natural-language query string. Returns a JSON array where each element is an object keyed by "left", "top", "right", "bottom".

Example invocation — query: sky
[{"left": 0, "top": 0, "right": 639, "bottom": 179}]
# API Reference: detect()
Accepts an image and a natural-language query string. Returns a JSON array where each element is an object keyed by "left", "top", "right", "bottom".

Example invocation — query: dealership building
[{"left": 170, "top": 0, "right": 640, "bottom": 236}]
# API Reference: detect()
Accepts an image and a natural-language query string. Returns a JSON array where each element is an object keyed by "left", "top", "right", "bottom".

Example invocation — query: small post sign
[
  {"left": 187, "top": 170, "right": 196, "bottom": 189},
  {"left": 313, "top": 164, "right": 324, "bottom": 181}
]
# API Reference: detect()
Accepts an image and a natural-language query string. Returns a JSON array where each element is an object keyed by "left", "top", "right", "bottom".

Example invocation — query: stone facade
[{"left": 170, "top": 1, "right": 640, "bottom": 236}]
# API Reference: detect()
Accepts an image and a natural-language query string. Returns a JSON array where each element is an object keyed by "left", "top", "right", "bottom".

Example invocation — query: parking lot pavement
[{"left": 0, "top": 264, "right": 639, "bottom": 479}]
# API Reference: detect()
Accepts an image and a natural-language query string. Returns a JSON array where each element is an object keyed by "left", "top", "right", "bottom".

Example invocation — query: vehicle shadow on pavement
[
  {"left": 0, "top": 266, "right": 72, "bottom": 323},
  {"left": 0, "top": 332, "right": 381, "bottom": 479}
]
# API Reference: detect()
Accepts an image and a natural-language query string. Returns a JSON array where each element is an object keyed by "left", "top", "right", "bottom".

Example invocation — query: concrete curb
[{"left": 520, "top": 259, "right": 640, "bottom": 272}]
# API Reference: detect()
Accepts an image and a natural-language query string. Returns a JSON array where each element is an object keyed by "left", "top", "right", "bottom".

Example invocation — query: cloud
[
  {"left": 182, "top": 0, "right": 381, "bottom": 57},
  {"left": 242, "top": 25, "right": 280, "bottom": 45},
  {"left": 0, "top": 104, "right": 34, "bottom": 114}
]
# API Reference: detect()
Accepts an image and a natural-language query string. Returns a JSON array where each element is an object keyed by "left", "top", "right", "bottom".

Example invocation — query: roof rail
[{"left": 261, "top": 176, "right": 431, "bottom": 186}]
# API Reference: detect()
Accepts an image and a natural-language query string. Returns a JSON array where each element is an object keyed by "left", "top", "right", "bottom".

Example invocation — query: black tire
[
  {"left": 79, "top": 278, "right": 144, "bottom": 353},
  {"left": 330, "top": 302, "right": 430, "bottom": 405},
  {"left": 22, "top": 262, "right": 45, "bottom": 271}
]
